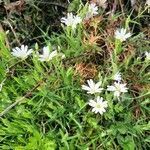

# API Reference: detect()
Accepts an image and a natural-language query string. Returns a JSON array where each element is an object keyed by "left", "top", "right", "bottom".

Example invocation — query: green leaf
[{"left": 123, "top": 136, "right": 135, "bottom": 150}]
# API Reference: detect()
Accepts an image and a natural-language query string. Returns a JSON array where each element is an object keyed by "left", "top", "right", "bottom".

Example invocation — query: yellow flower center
[
  {"left": 96, "top": 104, "right": 102, "bottom": 109},
  {"left": 115, "top": 85, "right": 121, "bottom": 92}
]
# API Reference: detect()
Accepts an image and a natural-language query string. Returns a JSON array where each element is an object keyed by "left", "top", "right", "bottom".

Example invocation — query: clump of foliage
[{"left": 0, "top": 0, "right": 150, "bottom": 149}]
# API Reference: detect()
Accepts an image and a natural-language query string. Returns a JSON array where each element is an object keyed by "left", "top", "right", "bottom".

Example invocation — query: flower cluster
[
  {"left": 11, "top": 45, "right": 65, "bottom": 62},
  {"left": 61, "top": 2, "right": 99, "bottom": 29},
  {"left": 81, "top": 72, "right": 128, "bottom": 115},
  {"left": 61, "top": 13, "right": 82, "bottom": 30},
  {"left": 61, "top": 2, "right": 132, "bottom": 44}
]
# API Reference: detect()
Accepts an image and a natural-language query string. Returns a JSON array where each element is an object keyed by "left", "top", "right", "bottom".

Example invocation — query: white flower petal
[
  {"left": 113, "top": 72, "right": 122, "bottom": 81},
  {"left": 145, "top": 51, "right": 150, "bottom": 60},
  {"left": 39, "top": 46, "right": 58, "bottom": 62},
  {"left": 81, "top": 85, "right": 91, "bottom": 91},
  {"left": 89, "top": 100, "right": 97, "bottom": 107},
  {"left": 49, "top": 50, "right": 58, "bottom": 60},
  {"left": 87, "top": 79, "right": 94, "bottom": 88},
  {"left": 107, "top": 85, "right": 116, "bottom": 91}
]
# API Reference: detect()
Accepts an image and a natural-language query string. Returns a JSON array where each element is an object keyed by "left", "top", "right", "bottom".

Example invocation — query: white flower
[
  {"left": 61, "top": 13, "right": 82, "bottom": 29},
  {"left": 107, "top": 82, "right": 128, "bottom": 97},
  {"left": 85, "top": 3, "right": 98, "bottom": 19},
  {"left": 113, "top": 72, "right": 122, "bottom": 82},
  {"left": 96, "top": 0, "right": 107, "bottom": 8},
  {"left": 88, "top": 3, "right": 98, "bottom": 16},
  {"left": 146, "top": 0, "right": 150, "bottom": 6},
  {"left": 115, "top": 28, "right": 131, "bottom": 42},
  {"left": 11, "top": 45, "right": 33, "bottom": 59},
  {"left": 39, "top": 46, "right": 58, "bottom": 62},
  {"left": 82, "top": 79, "right": 103, "bottom": 94},
  {"left": 145, "top": 51, "right": 150, "bottom": 60},
  {"left": 89, "top": 96, "right": 108, "bottom": 114}
]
